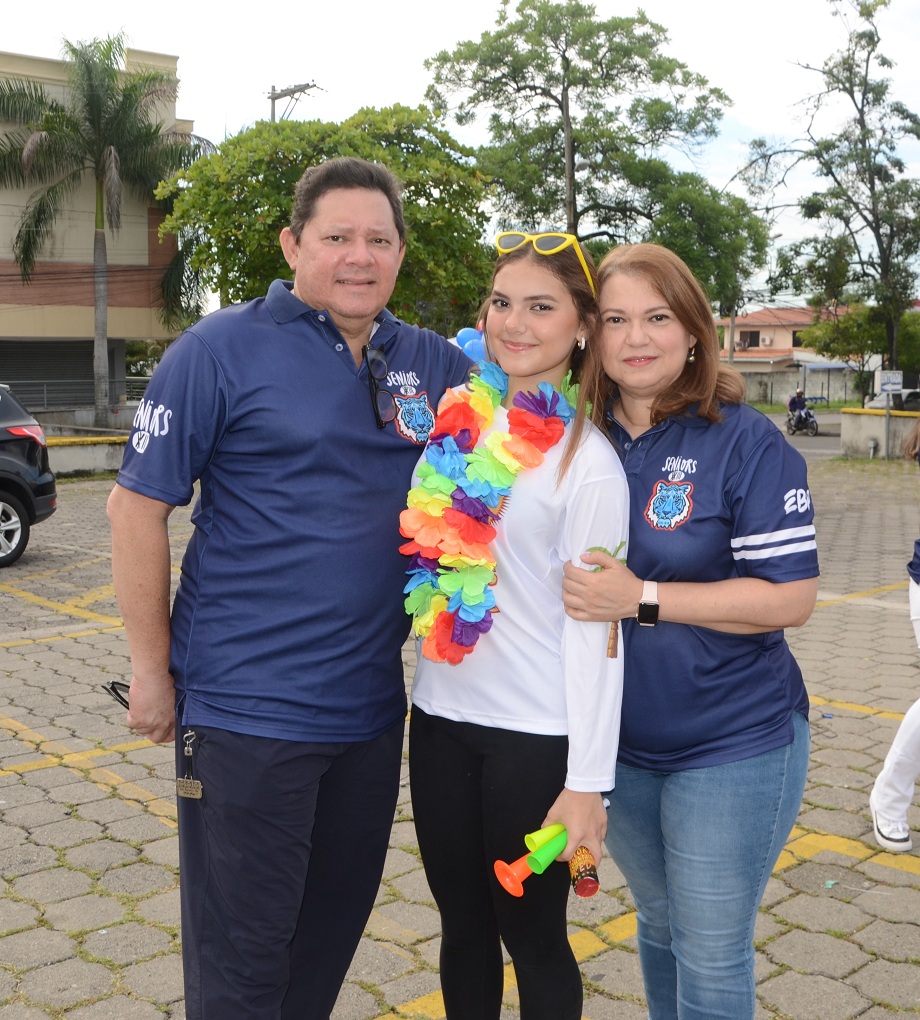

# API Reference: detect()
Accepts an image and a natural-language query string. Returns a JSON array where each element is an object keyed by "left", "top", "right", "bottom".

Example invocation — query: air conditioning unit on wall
[{"left": 761, "top": 336, "right": 773, "bottom": 346}]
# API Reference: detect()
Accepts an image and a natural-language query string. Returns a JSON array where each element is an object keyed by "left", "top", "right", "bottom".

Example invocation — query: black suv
[{"left": 0, "top": 384, "right": 57, "bottom": 566}]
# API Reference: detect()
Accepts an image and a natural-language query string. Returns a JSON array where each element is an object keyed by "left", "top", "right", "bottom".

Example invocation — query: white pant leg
[
  {"left": 872, "top": 698, "right": 920, "bottom": 820},
  {"left": 910, "top": 579, "right": 920, "bottom": 649}
]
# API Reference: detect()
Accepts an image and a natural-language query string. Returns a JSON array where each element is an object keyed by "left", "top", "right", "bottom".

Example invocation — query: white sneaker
[{"left": 869, "top": 792, "right": 913, "bottom": 852}]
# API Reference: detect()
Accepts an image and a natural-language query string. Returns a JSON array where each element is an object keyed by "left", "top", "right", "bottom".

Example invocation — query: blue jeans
[{"left": 605, "top": 711, "right": 810, "bottom": 1020}]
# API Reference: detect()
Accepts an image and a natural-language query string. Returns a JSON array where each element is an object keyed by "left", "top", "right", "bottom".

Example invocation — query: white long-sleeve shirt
[{"left": 410, "top": 408, "right": 629, "bottom": 792}]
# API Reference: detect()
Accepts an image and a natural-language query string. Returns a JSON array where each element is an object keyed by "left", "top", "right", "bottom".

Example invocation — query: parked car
[
  {"left": 865, "top": 389, "right": 920, "bottom": 410},
  {"left": 0, "top": 384, "right": 57, "bottom": 567}
]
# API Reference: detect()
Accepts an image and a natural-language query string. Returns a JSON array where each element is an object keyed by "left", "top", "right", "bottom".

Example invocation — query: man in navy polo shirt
[{"left": 107, "top": 157, "right": 471, "bottom": 1019}]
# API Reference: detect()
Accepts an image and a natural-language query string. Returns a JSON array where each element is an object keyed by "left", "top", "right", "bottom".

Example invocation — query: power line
[{"left": 267, "top": 81, "right": 322, "bottom": 122}]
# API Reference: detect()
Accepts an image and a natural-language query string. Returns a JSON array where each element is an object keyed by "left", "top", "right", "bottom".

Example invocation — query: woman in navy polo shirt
[{"left": 562, "top": 243, "right": 819, "bottom": 1020}]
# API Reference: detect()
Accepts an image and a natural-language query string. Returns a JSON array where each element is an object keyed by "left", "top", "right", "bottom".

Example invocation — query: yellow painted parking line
[
  {"left": 778, "top": 827, "right": 920, "bottom": 873},
  {"left": 0, "top": 714, "right": 153, "bottom": 775},
  {"left": 0, "top": 739, "right": 153, "bottom": 776},
  {"left": 2, "top": 756, "right": 71, "bottom": 775},
  {"left": 386, "top": 924, "right": 616, "bottom": 1019},
  {"left": 4, "top": 675, "right": 919, "bottom": 1020},
  {"left": 393, "top": 990, "right": 445, "bottom": 1018},
  {"left": 0, "top": 581, "right": 121, "bottom": 625},
  {"left": 0, "top": 715, "right": 178, "bottom": 828},
  {"left": 64, "top": 583, "right": 117, "bottom": 609},
  {"left": 83, "top": 738, "right": 155, "bottom": 755},
  {"left": 815, "top": 580, "right": 908, "bottom": 607},
  {"left": 0, "top": 714, "right": 75, "bottom": 759},
  {"left": 597, "top": 913, "right": 639, "bottom": 943},
  {"left": 873, "top": 852, "right": 920, "bottom": 876},
  {"left": 86, "top": 765, "right": 178, "bottom": 826},
  {"left": 568, "top": 927, "right": 611, "bottom": 957},
  {"left": 0, "top": 714, "right": 160, "bottom": 779},
  {"left": 384, "top": 825, "right": 920, "bottom": 1020},
  {"left": 782, "top": 831, "right": 876, "bottom": 865},
  {"left": 0, "top": 624, "right": 124, "bottom": 649},
  {"left": 810, "top": 694, "right": 904, "bottom": 721},
  {"left": 11, "top": 556, "right": 113, "bottom": 584}
]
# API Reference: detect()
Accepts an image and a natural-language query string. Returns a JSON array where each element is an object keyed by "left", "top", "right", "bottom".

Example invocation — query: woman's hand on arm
[
  {"left": 541, "top": 788, "right": 608, "bottom": 866},
  {"left": 562, "top": 549, "right": 818, "bottom": 634},
  {"left": 562, "top": 552, "right": 643, "bottom": 626}
]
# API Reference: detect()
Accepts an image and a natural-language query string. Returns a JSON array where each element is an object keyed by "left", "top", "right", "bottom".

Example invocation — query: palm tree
[{"left": 0, "top": 35, "right": 209, "bottom": 426}]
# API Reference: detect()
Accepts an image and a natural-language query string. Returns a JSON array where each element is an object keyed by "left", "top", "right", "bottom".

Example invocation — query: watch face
[{"left": 637, "top": 602, "right": 659, "bottom": 626}]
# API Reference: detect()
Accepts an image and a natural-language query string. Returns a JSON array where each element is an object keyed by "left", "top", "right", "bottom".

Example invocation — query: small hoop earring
[
  {"left": 577, "top": 336, "right": 587, "bottom": 351},
  {"left": 687, "top": 346, "right": 696, "bottom": 364}
]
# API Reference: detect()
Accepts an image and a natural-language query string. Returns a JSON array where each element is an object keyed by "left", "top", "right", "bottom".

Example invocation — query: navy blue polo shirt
[
  {"left": 608, "top": 402, "right": 819, "bottom": 770},
  {"left": 117, "top": 280, "right": 471, "bottom": 742}
]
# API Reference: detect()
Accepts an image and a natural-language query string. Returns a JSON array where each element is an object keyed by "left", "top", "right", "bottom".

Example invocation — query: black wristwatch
[{"left": 637, "top": 580, "right": 659, "bottom": 627}]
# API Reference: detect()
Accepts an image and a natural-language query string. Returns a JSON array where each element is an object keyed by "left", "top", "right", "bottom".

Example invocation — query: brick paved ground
[{"left": 0, "top": 456, "right": 918, "bottom": 1019}]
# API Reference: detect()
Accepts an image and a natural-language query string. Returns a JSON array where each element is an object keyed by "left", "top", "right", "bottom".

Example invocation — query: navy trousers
[{"left": 175, "top": 719, "right": 404, "bottom": 1019}]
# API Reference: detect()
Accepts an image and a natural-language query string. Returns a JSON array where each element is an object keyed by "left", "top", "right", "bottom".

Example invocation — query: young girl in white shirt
[{"left": 402, "top": 233, "right": 629, "bottom": 1020}]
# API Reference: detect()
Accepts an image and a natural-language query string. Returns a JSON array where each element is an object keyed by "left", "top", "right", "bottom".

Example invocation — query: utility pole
[
  {"left": 268, "top": 81, "right": 318, "bottom": 122},
  {"left": 561, "top": 79, "right": 576, "bottom": 235}
]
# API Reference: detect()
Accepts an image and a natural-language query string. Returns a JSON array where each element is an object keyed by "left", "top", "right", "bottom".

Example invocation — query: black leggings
[{"left": 409, "top": 707, "right": 582, "bottom": 1020}]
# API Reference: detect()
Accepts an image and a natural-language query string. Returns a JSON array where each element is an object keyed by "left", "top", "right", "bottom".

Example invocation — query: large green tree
[
  {"left": 0, "top": 35, "right": 208, "bottom": 425},
  {"left": 897, "top": 311, "right": 920, "bottom": 376},
  {"left": 797, "top": 302, "right": 887, "bottom": 400},
  {"left": 157, "top": 106, "right": 492, "bottom": 335},
  {"left": 644, "top": 169, "right": 770, "bottom": 316},
  {"left": 749, "top": 0, "right": 920, "bottom": 370},
  {"left": 426, "top": 0, "right": 725, "bottom": 232},
  {"left": 425, "top": 0, "right": 768, "bottom": 310}
]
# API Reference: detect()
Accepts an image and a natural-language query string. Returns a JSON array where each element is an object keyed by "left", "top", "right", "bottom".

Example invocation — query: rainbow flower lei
[{"left": 400, "top": 359, "right": 579, "bottom": 665}]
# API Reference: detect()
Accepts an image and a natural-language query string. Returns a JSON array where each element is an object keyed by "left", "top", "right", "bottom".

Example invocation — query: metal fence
[
  {"left": 6, "top": 378, "right": 150, "bottom": 409},
  {"left": 7, "top": 380, "right": 94, "bottom": 409},
  {"left": 125, "top": 378, "right": 150, "bottom": 400}
]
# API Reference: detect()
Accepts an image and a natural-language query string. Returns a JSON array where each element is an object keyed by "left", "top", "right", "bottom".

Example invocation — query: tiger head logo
[
  {"left": 395, "top": 393, "right": 435, "bottom": 445},
  {"left": 645, "top": 480, "right": 693, "bottom": 530}
]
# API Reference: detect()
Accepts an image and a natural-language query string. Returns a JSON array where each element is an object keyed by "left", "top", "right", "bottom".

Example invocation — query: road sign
[{"left": 880, "top": 370, "right": 903, "bottom": 393}]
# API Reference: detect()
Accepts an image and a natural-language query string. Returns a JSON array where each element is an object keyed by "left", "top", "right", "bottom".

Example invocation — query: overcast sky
[{"left": 5, "top": 0, "right": 920, "bottom": 271}]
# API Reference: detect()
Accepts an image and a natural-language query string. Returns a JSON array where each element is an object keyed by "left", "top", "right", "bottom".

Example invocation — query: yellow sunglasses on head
[{"left": 495, "top": 231, "right": 597, "bottom": 298}]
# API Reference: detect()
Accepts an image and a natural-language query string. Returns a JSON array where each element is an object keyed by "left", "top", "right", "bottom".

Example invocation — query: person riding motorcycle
[{"left": 787, "top": 388, "right": 808, "bottom": 429}]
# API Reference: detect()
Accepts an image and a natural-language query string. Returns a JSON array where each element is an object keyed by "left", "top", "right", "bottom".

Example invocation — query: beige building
[
  {"left": 714, "top": 306, "right": 814, "bottom": 360},
  {"left": 0, "top": 47, "right": 193, "bottom": 414},
  {"left": 714, "top": 306, "right": 859, "bottom": 404}
]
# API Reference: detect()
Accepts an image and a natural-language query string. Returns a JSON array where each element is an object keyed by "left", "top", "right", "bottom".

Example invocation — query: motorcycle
[{"left": 786, "top": 407, "right": 819, "bottom": 437}]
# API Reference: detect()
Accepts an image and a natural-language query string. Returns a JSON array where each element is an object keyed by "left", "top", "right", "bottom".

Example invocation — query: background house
[
  {"left": 714, "top": 306, "right": 860, "bottom": 404},
  {"left": 0, "top": 47, "right": 192, "bottom": 424}
]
